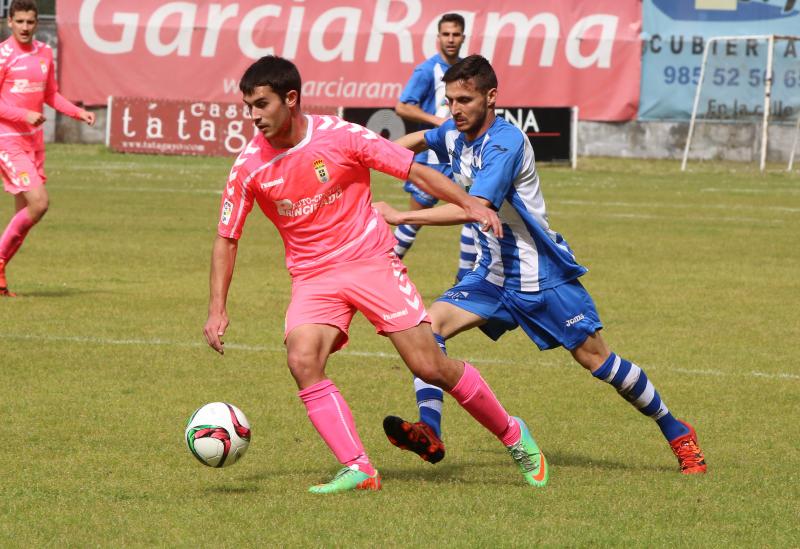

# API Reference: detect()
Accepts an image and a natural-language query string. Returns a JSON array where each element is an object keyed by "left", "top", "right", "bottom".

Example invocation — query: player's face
[
  {"left": 446, "top": 78, "right": 497, "bottom": 138},
  {"left": 437, "top": 22, "right": 465, "bottom": 61},
  {"left": 242, "top": 85, "right": 294, "bottom": 142},
  {"left": 8, "top": 10, "right": 38, "bottom": 44}
]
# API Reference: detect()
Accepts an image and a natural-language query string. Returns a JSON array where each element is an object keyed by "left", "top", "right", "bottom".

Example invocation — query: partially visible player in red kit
[
  {"left": 0, "top": 0, "right": 95, "bottom": 296},
  {"left": 203, "top": 55, "right": 550, "bottom": 493}
]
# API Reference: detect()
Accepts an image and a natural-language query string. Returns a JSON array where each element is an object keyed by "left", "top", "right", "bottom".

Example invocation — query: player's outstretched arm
[
  {"left": 374, "top": 200, "right": 472, "bottom": 226},
  {"left": 204, "top": 235, "right": 238, "bottom": 355},
  {"left": 394, "top": 130, "right": 429, "bottom": 154},
  {"left": 406, "top": 162, "right": 503, "bottom": 237}
]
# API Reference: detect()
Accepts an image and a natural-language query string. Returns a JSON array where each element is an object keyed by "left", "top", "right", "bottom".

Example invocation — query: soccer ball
[{"left": 185, "top": 402, "right": 251, "bottom": 468}]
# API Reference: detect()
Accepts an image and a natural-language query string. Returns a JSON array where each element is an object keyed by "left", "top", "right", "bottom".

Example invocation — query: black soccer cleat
[{"left": 383, "top": 415, "right": 445, "bottom": 464}]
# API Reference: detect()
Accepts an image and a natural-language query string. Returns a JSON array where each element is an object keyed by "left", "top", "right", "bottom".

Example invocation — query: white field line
[
  {"left": 3, "top": 333, "right": 797, "bottom": 382},
  {"left": 701, "top": 187, "right": 800, "bottom": 195},
  {"left": 52, "top": 185, "right": 799, "bottom": 222}
]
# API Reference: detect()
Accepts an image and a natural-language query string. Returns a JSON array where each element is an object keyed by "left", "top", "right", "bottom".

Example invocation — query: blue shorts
[
  {"left": 435, "top": 273, "right": 603, "bottom": 351},
  {"left": 403, "top": 163, "right": 453, "bottom": 208}
]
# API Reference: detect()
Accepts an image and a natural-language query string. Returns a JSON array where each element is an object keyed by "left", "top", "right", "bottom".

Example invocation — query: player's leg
[
  {"left": 387, "top": 323, "right": 548, "bottom": 487},
  {"left": 533, "top": 279, "right": 707, "bottom": 474},
  {"left": 571, "top": 332, "right": 707, "bottom": 474},
  {"left": 383, "top": 300, "right": 485, "bottom": 462},
  {"left": 0, "top": 151, "right": 48, "bottom": 295},
  {"left": 285, "top": 281, "right": 380, "bottom": 493}
]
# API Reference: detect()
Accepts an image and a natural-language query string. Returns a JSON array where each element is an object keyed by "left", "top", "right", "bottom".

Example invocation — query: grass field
[{"left": 1, "top": 145, "right": 798, "bottom": 547}]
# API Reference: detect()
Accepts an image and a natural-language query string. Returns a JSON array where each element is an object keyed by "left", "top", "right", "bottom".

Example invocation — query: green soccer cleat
[
  {"left": 507, "top": 417, "right": 549, "bottom": 487},
  {"left": 308, "top": 465, "right": 382, "bottom": 494}
]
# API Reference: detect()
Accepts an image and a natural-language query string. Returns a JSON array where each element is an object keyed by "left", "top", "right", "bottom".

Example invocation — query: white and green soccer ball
[{"left": 185, "top": 402, "right": 251, "bottom": 468}]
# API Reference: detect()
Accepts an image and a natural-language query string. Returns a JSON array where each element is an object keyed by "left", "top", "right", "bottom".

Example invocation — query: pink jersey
[
  {"left": 0, "top": 37, "right": 83, "bottom": 151},
  {"left": 217, "top": 114, "right": 414, "bottom": 277}
]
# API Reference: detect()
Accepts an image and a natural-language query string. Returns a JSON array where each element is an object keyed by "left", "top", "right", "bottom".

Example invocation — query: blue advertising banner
[{"left": 639, "top": 0, "right": 800, "bottom": 120}]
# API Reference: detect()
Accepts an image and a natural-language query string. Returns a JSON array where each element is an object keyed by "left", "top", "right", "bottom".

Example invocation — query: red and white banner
[
  {"left": 106, "top": 97, "right": 335, "bottom": 156},
  {"left": 58, "top": 0, "right": 641, "bottom": 121}
]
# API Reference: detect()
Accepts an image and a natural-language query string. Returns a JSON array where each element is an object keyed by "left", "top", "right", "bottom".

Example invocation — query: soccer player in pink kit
[
  {"left": 203, "top": 55, "right": 549, "bottom": 493},
  {"left": 0, "top": 0, "right": 95, "bottom": 296}
]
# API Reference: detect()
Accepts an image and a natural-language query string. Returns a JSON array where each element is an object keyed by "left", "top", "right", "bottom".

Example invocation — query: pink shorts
[
  {"left": 0, "top": 145, "right": 45, "bottom": 195},
  {"left": 285, "top": 252, "right": 431, "bottom": 352}
]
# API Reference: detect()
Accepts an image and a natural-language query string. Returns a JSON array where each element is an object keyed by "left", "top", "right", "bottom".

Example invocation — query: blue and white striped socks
[
  {"left": 592, "top": 353, "right": 689, "bottom": 442},
  {"left": 393, "top": 224, "right": 420, "bottom": 258},
  {"left": 412, "top": 333, "right": 448, "bottom": 438}
]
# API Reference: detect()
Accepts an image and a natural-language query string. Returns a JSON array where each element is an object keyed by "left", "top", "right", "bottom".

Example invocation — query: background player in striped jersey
[
  {"left": 0, "top": 0, "right": 95, "bottom": 296},
  {"left": 375, "top": 55, "right": 707, "bottom": 475},
  {"left": 392, "top": 12, "right": 478, "bottom": 444},
  {"left": 393, "top": 13, "right": 477, "bottom": 280},
  {"left": 203, "top": 55, "right": 550, "bottom": 493}
]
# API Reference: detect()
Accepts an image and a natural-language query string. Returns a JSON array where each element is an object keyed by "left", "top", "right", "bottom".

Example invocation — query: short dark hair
[
  {"left": 442, "top": 55, "right": 497, "bottom": 93},
  {"left": 239, "top": 55, "right": 302, "bottom": 107},
  {"left": 438, "top": 13, "right": 465, "bottom": 33},
  {"left": 8, "top": 0, "right": 38, "bottom": 17}
]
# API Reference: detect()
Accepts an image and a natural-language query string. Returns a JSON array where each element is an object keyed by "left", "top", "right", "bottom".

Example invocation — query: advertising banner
[
  {"left": 344, "top": 106, "right": 577, "bottom": 164},
  {"left": 58, "top": 0, "right": 641, "bottom": 121},
  {"left": 106, "top": 97, "right": 334, "bottom": 156},
  {"left": 640, "top": 0, "right": 800, "bottom": 120}
]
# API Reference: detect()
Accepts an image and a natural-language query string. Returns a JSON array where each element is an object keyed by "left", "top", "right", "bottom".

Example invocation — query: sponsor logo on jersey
[
  {"left": 221, "top": 199, "right": 233, "bottom": 225},
  {"left": 10, "top": 79, "right": 45, "bottom": 94},
  {"left": 260, "top": 177, "right": 284, "bottom": 189},
  {"left": 9, "top": 65, "right": 26, "bottom": 72},
  {"left": 565, "top": 313, "right": 585, "bottom": 327},
  {"left": 274, "top": 185, "right": 343, "bottom": 217},
  {"left": 313, "top": 159, "right": 329, "bottom": 183}
]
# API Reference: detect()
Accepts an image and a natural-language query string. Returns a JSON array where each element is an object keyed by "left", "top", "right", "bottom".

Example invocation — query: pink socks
[
  {"left": 298, "top": 379, "right": 376, "bottom": 476},
  {"left": 448, "top": 362, "right": 521, "bottom": 447},
  {"left": 0, "top": 208, "right": 34, "bottom": 263}
]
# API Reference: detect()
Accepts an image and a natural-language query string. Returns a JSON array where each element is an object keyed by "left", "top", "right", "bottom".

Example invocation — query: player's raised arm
[
  {"left": 394, "top": 130, "right": 429, "bottom": 154},
  {"left": 204, "top": 235, "right": 238, "bottom": 355},
  {"left": 406, "top": 162, "right": 503, "bottom": 237},
  {"left": 395, "top": 102, "right": 446, "bottom": 127}
]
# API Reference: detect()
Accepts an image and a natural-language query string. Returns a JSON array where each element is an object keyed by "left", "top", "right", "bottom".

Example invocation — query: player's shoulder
[
  {"left": 0, "top": 37, "right": 17, "bottom": 65},
  {"left": 487, "top": 117, "right": 526, "bottom": 148},
  {"left": 34, "top": 40, "right": 53, "bottom": 56},
  {"left": 230, "top": 135, "right": 269, "bottom": 178},
  {"left": 311, "top": 113, "right": 378, "bottom": 141}
]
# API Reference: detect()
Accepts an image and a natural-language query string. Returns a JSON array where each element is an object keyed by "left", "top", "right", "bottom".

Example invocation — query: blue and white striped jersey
[
  {"left": 398, "top": 54, "right": 453, "bottom": 166},
  {"left": 424, "top": 117, "right": 587, "bottom": 292}
]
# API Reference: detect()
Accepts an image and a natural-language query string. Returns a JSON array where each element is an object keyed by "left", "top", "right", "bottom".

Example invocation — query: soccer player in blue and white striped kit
[
  {"left": 393, "top": 13, "right": 477, "bottom": 282},
  {"left": 377, "top": 55, "right": 707, "bottom": 475}
]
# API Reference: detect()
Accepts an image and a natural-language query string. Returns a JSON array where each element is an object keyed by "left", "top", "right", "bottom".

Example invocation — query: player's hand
[
  {"left": 372, "top": 201, "right": 401, "bottom": 225},
  {"left": 79, "top": 110, "right": 96, "bottom": 126},
  {"left": 26, "top": 111, "right": 45, "bottom": 126},
  {"left": 462, "top": 197, "right": 503, "bottom": 238},
  {"left": 203, "top": 311, "right": 229, "bottom": 355}
]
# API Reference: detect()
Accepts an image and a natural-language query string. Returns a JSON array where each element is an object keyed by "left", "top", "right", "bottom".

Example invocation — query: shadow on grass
[{"left": 12, "top": 287, "right": 111, "bottom": 298}]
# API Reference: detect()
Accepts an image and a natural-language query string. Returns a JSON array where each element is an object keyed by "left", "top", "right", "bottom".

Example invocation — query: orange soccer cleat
[
  {"left": 0, "top": 260, "right": 15, "bottom": 297},
  {"left": 383, "top": 415, "right": 446, "bottom": 464},
  {"left": 670, "top": 420, "right": 707, "bottom": 474}
]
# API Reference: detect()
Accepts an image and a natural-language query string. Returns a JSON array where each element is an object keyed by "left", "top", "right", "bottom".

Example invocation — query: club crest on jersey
[
  {"left": 19, "top": 172, "right": 30, "bottom": 186},
  {"left": 40, "top": 60, "right": 47, "bottom": 74},
  {"left": 313, "top": 159, "right": 329, "bottom": 183}
]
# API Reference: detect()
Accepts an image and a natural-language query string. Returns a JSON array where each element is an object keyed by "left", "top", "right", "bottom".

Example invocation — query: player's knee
[
  {"left": 286, "top": 349, "right": 325, "bottom": 385},
  {"left": 28, "top": 197, "right": 49, "bottom": 222}
]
